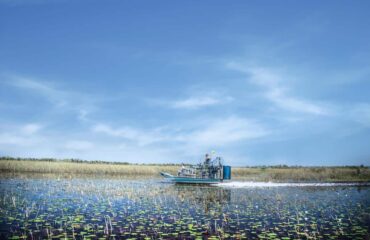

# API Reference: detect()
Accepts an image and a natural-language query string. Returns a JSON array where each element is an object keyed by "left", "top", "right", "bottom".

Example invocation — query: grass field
[{"left": 1, "top": 158, "right": 369, "bottom": 182}]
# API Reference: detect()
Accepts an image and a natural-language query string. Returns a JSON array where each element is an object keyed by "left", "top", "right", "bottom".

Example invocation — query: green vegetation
[
  {"left": 0, "top": 177, "right": 369, "bottom": 239},
  {"left": 1, "top": 157, "right": 369, "bottom": 182}
]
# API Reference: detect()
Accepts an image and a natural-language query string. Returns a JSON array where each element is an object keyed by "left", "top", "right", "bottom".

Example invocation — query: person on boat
[
  {"left": 203, "top": 153, "right": 212, "bottom": 178},
  {"left": 178, "top": 164, "right": 185, "bottom": 176},
  {"left": 205, "top": 153, "right": 211, "bottom": 164}
]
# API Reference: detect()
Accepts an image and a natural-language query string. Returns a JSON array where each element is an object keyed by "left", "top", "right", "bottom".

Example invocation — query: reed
[
  {"left": 0, "top": 159, "right": 369, "bottom": 182},
  {"left": 232, "top": 166, "right": 370, "bottom": 182},
  {"left": 0, "top": 160, "right": 178, "bottom": 176}
]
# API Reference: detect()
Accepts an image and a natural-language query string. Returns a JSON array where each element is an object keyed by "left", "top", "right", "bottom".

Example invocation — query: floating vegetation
[{"left": 0, "top": 176, "right": 369, "bottom": 239}]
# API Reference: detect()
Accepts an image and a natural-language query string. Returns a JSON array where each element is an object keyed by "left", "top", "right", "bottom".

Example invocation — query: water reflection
[{"left": 172, "top": 185, "right": 231, "bottom": 213}]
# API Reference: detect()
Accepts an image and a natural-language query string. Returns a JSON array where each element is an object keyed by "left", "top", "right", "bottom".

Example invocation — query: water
[{"left": 0, "top": 176, "right": 369, "bottom": 239}]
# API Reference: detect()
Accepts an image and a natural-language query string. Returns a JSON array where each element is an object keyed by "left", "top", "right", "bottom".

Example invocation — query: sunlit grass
[
  {"left": 1, "top": 159, "right": 369, "bottom": 182},
  {"left": 232, "top": 167, "right": 370, "bottom": 182},
  {"left": 0, "top": 160, "right": 179, "bottom": 176}
]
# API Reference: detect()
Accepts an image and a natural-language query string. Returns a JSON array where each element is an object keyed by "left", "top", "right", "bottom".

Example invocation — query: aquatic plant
[{"left": 0, "top": 176, "right": 369, "bottom": 239}]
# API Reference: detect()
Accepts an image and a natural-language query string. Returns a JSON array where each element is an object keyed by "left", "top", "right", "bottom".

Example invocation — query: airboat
[{"left": 160, "top": 153, "right": 231, "bottom": 184}]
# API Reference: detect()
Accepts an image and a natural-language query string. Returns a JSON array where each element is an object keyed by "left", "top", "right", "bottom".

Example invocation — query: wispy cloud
[
  {"left": 4, "top": 75, "right": 96, "bottom": 121},
  {"left": 1, "top": 117, "right": 262, "bottom": 163},
  {"left": 92, "top": 115, "right": 268, "bottom": 152},
  {"left": 0, "top": 133, "right": 30, "bottom": 146},
  {"left": 0, "top": 123, "right": 99, "bottom": 160},
  {"left": 22, "top": 123, "right": 42, "bottom": 135},
  {"left": 0, "top": 123, "right": 43, "bottom": 146},
  {"left": 185, "top": 116, "right": 269, "bottom": 147},
  {"left": 152, "top": 92, "right": 233, "bottom": 110},
  {"left": 265, "top": 87, "right": 328, "bottom": 115},
  {"left": 171, "top": 96, "right": 223, "bottom": 109},
  {"left": 92, "top": 123, "right": 168, "bottom": 146},
  {"left": 227, "top": 62, "right": 330, "bottom": 115},
  {"left": 8, "top": 75, "right": 68, "bottom": 107}
]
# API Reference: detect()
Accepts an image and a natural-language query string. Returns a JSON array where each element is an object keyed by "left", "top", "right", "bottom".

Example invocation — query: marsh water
[{"left": 0, "top": 176, "right": 369, "bottom": 239}]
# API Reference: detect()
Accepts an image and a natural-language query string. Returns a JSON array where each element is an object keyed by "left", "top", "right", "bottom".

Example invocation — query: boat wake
[{"left": 217, "top": 181, "right": 370, "bottom": 188}]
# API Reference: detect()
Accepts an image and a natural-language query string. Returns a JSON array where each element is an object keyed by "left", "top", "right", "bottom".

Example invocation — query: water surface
[{"left": 0, "top": 176, "right": 369, "bottom": 239}]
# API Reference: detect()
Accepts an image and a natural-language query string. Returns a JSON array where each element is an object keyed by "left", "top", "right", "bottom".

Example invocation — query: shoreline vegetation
[{"left": 0, "top": 157, "right": 369, "bottom": 182}]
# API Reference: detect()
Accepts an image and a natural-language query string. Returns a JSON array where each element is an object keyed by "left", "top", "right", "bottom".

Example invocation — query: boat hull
[
  {"left": 160, "top": 172, "right": 222, "bottom": 184},
  {"left": 170, "top": 177, "right": 222, "bottom": 184}
]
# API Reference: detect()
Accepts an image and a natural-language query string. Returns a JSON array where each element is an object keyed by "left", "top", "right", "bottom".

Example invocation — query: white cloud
[
  {"left": 92, "top": 115, "right": 267, "bottom": 149},
  {"left": 0, "top": 133, "right": 29, "bottom": 146},
  {"left": 227, "top": 62, "right": 329, "bottom": 115},
  {"left": 172, "top": 96, "right": 220, "bottom": 109},
  {"left": 92, "top": 123, "right": 167, "bottom": 146},
  {"left": 5, "top": 75, "right": 97, "bottom": 121},
  {"left": 152, "top": 91, "right": 234, "bottom": 110},
  {"left": 0, "top": 123, "right": 44, "bottom": 146},
  {"left": 22, "top": 123, "right": 42, "bottom": 135},
  {"left": 8, "top": 76, "right": 68, "bottom": 107},
  {"left": 265, "top": 87, "right": 328, "bottom": 115},
  {"left": 170, "top": 95, "right": 233, "bottom": 109},
  {"left": 89, "top": 115, "right": 269, "bottom": 163},
  {"left": 185, "top": 116, "right": 268, "bottom": 147}
]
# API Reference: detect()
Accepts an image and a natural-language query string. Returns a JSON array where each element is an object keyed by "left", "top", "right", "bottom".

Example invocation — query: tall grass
[
  {"left": 232, "top": 167, "right": 370, "bottom": 182},
  {"left": 0, "top": 159, "right": 369, "bottom": 182},
  {"left": 0, "top": 160, "right": 178, "bottom": 176}
]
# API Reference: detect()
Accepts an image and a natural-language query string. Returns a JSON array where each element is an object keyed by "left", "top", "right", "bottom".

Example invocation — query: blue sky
[{"left": 1, "top": 0, "right": 370, "bottom": 166}]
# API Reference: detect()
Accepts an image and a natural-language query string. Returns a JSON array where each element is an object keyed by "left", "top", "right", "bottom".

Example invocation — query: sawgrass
[
  {"left": 0, "top": 158, "right": 369, "bottom": 182},
  {"left": 232, "top": 166, "right": 370, "bottom": 182},
  {"left": 0, "top": 159, "right": 179, "bottom": 176}
]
